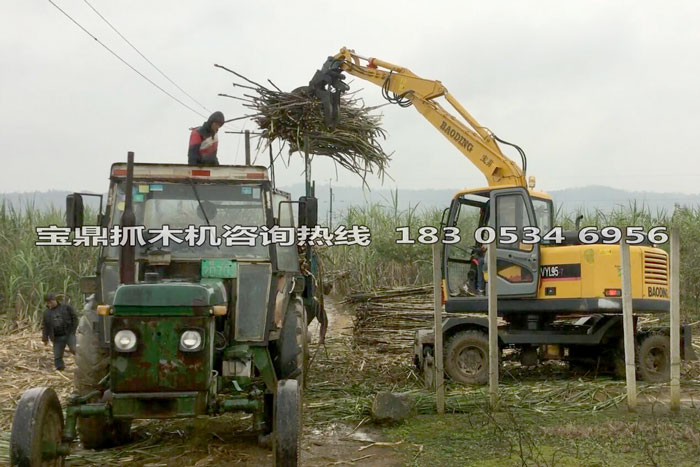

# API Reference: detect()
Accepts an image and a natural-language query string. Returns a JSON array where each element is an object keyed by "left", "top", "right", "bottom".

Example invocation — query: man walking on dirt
[
  {"left": 188, "top": 111, "right": 225, "bottom": 165},
  {"left": 41, "top": 293, "right": 78, "bottom": 371}
]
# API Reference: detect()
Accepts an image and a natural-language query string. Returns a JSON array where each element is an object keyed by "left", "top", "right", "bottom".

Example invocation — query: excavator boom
[{"left": 309, "top": 48, "right": 526, "bottom": 188}]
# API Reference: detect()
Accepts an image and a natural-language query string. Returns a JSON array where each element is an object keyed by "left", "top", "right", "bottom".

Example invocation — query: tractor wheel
[
  {"left": 444, "top": 330, "right": 492, "bottom": 385},
  {"left": 638, "top": 334, "right": 671, "bottom": 382},
  {"left": 10, "top": 387, "right": 65, "bottom": 467},
  {"left": 273, "top": 379, "right": 301, "bottom": 467},
  {"left": 278, "top": 295, "right": 308, "bottom": 390},
  {"left": 74, "top": 312, "right": 132, "bottom": 449}
]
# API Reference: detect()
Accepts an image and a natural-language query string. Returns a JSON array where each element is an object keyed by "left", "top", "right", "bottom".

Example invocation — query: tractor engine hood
[{"left": 113, "top": 279, "right": 227, "bottom": 316}]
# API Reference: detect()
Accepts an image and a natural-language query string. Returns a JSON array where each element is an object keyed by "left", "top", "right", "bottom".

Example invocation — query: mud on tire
[
  {"left": 444, "top": 330, "right": 493, "bottom": 385},
  {"left": 637, "top": 334, "right": 671, "bottom": 383},
  {"left": 273, "top": 379, "right": 301, "bottom": 467}
]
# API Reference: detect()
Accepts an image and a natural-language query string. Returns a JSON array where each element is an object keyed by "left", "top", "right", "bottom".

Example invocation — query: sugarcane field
[{"left": 3, "top": 2, "right": 700, "bottom": 466}]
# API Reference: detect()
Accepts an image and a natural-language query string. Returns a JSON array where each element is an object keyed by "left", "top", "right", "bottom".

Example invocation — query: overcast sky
[{"left": 2, "top": 1, "right": 699, "bottom": 196}]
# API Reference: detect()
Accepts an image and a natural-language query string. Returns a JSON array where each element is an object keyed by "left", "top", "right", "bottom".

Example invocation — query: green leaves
[{"left": 0, "top": 203, "right": 98, "bottom": 329}]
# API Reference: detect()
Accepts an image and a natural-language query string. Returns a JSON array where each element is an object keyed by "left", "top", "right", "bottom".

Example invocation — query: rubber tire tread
[
  {"left": 444, "top": 330, "right": 491, "bottom": 385},
  {"left": 10, "top": 387, "right": 65, "bottom": 467},
  {"left": 637, "top": 334, "right": 671, "bottom": 383},
  {"left": 279, "top": 295, "right": 307, "bottom": 390},
  {"left": 274, "top": 379, "right": 300, "bottom": 467}
]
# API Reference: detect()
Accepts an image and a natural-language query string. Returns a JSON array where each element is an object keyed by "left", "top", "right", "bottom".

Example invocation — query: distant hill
[
  {"left": 2, "top": 186, "right": 699, "bottom": 222},
  {"left": 282, "top": 183, "right": 700, "bottom": 220},
  {"left": 547, "top": 185, "right": 700, "bottom": 214}
]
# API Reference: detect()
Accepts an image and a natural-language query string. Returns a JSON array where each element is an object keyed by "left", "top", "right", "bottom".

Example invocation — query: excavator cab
[{"left": 444, "top": 186, "right": 550, "bottom": 302}]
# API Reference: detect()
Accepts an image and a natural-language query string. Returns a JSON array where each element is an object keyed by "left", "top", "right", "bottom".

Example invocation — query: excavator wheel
[{"left": 638, "top": 334, "right": 671, "bottom": 382}]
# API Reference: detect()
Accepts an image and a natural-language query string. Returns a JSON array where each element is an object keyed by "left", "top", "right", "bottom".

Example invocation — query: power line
[
  {"left": 48, "top": 0, "right": 207, "bottom": 119},
  {"left": 81, "top": 0, "right": 210, "bottom": 114}
]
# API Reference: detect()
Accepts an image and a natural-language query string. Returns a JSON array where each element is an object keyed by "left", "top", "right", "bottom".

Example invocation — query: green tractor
[{"left": 10, "top": 153, "right": 325, "bottom": 466}]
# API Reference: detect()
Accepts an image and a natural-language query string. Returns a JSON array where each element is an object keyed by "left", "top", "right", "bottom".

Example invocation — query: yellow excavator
[{"left": 308, "top": 48, "right": 694, "bottom": 384}]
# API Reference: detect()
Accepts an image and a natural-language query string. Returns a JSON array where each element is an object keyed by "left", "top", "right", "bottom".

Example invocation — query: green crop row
[
  {"left": 0, "top": 203, "right": 97, "bottom": 330},
  {"left": 2, "top": 196, "right": 700, "bottom": 327},
  {"left": 323, "top": 196, "right": 700, "bottom": 320}
]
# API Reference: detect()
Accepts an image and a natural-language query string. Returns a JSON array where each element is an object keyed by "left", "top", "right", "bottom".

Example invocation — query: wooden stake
[
  {"left": 670, "top": 227, "right": 681, "bottom": 410},
  {"left": 432, "top": 244, "right": 445, "bottom": 414},
  {"left": 487, "top": 242, "right": 499, "bottom": 410},
  {"left": 620, "top": 236, "right": 637, "bottom": 410}
]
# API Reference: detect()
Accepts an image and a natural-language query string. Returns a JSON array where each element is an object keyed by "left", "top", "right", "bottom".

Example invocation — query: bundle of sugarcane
[
  {"left": 344, "top": 285, "right": 432, "bottom": 304},
  {"left": 350, "top": 286, "right": 435, "bottom": 353},
  {"left": 215, "top": 64, "right": 391, "bottom": 182}
]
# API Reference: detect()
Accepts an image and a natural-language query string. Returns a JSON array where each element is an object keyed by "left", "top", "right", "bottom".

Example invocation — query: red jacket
[{"left": 188, "top": 127, "right": 219, "bottom": 165}]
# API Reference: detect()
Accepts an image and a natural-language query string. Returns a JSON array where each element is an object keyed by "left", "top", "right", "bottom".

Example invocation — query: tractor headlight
[
  {"left": 180, "top": 330, "right": 203, "bottom": 352},
  {"left": 114, "top": 330, "right": 137, "bottom": 352}
]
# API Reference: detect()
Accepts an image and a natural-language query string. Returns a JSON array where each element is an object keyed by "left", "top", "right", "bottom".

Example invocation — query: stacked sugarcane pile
[
  {"left": 348, "top": 285, "right": 436, "bottom": 353},
  {"left": 216, "top": 64, "right": 391, "bottom": 182}
]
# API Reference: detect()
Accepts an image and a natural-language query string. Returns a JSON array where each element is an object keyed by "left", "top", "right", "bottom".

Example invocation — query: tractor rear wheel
[
  {"left": 273, "top": 379, "right": 301, "bottom": 467},
  {"left": 278, "top": 295, "right": 308, "bottom": 390},
  {"left": 74, "top": 312, "right": 131, "bottom": 449},
  {"left": 10, "top": 387, "right": 65, "bottom": 466}
]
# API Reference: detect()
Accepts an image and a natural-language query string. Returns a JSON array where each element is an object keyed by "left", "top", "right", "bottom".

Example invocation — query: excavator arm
[{"left": 310, "top": 48, "right": 526, "bottom": 188}]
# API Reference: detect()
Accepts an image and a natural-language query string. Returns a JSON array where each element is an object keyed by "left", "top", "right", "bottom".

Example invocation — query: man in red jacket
[{"left": 188, "top": 111, "right": 225, "bottom": 165}]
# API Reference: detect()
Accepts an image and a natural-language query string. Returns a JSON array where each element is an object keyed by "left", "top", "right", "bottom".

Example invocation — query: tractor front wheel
[
  {"left": 10, "top": 387, "right": 66, "bottom": 467},
  {"left": 273, "top": 379, "right": 301, "bottom": 467}
]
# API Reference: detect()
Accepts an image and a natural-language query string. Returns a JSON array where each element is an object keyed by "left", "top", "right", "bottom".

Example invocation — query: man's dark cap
[
  {"left": 208, "top": 111, "right": 225, "bottom": 124},
  {"left": 44, "top": 293, "right": 56, "bottom": 302}
]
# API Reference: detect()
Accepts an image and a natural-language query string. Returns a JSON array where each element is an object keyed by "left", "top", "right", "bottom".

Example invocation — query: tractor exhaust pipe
[
  {"left": 244, "top": 130, "right": 251, "bottom": 165},
  {"left": 119, "top": 151, "right": 136, "bottom": 284}
]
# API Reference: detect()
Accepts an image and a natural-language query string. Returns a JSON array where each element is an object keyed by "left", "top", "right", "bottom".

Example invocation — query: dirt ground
[
  {"left": 0, "top": 300, "right": 403, "bottom": 467},
  {"left": 2, "top": 300, "right": 699, "bottom": 466}
]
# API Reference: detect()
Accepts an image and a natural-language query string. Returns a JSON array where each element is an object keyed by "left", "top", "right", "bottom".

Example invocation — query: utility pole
[
  {"left": 432, "top": 244, "right": 445, "bottom": 414},
  {"left": 670, "top": 228, "right": 681, "bottom": 410},
  {"left": 487, "top": 242, "right": 499, "bottom": 410},
  {"left": 620, "top": 234, "right": 637, "bottom": 411}
]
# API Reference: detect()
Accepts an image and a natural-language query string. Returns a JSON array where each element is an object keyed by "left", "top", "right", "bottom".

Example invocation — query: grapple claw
[{"left": 308, "top": 57, "right": 349, "bottom": 127}]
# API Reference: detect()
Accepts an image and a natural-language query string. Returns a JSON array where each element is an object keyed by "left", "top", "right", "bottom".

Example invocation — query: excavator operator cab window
[
  {"left": 495, "top": 194, "right": 533, "bottom": 252},
  {"left": 531, "top": 197, "right": 553, "bottom": 232},
  {"left": 444, "top": 189, "right": 542, "bottom": 299},
  {"left": 444, "top": 194, "right": 488, "bottom": 297}
]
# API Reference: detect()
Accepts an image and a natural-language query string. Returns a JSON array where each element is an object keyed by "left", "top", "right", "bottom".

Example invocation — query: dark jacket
[
  {"left": 42, "top": 303, "right": 78, "bottom": 341},
  {"left": 188, "top": 112, "right": 224, "bottom": 165}
]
